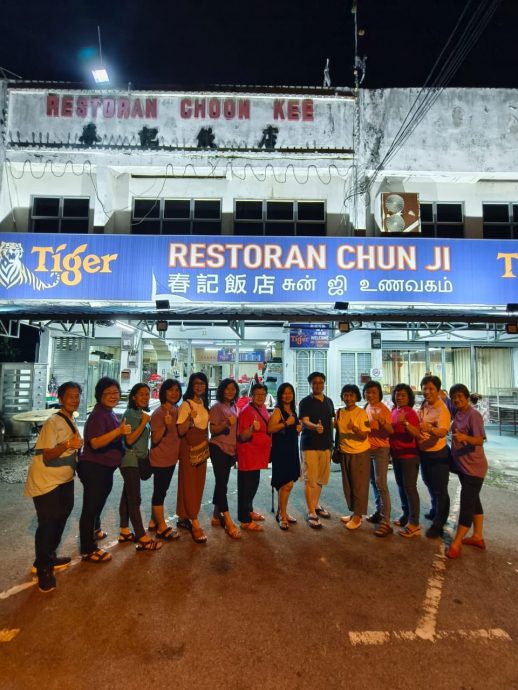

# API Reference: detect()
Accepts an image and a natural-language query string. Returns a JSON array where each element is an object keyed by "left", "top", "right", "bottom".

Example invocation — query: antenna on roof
[
  {"left": 323, "top": 58, "right": 331, "bottom": 88},
  {"left": 0, "top": 66, "right": 22, "bottom": 80}
]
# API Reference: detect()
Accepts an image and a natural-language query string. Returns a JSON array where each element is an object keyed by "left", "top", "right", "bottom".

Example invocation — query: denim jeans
[{"left": 369, "top": 446, "right": 391, "bottom": 521}]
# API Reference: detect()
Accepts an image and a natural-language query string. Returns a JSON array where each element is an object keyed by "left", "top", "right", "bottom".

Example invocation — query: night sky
[{"left": 1, "top": 0, "right": 517, "bottom": 89}]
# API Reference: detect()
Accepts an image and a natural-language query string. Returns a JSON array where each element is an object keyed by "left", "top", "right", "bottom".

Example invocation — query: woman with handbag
[
  {"left": 148, "top": 379, "right": 182, "bottom": 540},
  {"left": 337, "top": 384, "right": 371, "bottom": 531},
  {"left": 25, "top": 381, "right": 83, "bottom": 592},
  {"left": 268, "top": 383, "right": 301, "bottom": 530},
  {"left": 176, "top": 372, "right": 210, "bottom": 544},
  {"left": 209, "top": 378, "right": 241, "bottom": 539},
  {"left": 237, "top": 383, "right": 272, "bottom": 532},
  {"left": 118, "top": 383, "right": 162, "bottom": 551}
]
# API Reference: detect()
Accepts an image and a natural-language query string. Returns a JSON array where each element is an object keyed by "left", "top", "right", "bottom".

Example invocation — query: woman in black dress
[{"left": 268, "top": 383, "right": 302, "bottom": 530}]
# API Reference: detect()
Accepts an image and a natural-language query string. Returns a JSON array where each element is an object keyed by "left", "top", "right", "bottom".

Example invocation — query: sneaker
[
  {"left": 37, "top": 569, "right": 56, "bottom": 593},
  {"left": 366, "top": 511, "right": 382, "bottom": 524},
  {"left": 425, "top": 525, "right": 444, "bottom": 539},
  {"left": 393, "top": 514, "right": 408, "bottom": 527},
  {"left": 31, "top": 555, "right": 71, "bottom": 575},
  {"left": 177, "top": 518, "right": 192, "bottom": 531}
]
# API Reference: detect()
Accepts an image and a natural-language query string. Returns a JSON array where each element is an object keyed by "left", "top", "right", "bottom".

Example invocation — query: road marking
[
  {"left": 0, "top": 582, "right": 35, "bottom": 600},
  {"left": 349, "top": 483, "right": 512, "bottom": 645},
  {"left": 0, "top": 628, "right": 21, "bottom": 642}
]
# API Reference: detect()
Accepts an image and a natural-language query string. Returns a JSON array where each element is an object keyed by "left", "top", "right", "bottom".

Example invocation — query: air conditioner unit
[{"left": 381, "top": 192, "right": 420, "bottom": 233}]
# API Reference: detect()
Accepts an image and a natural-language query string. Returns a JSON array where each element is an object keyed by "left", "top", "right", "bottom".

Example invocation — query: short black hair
[
  {"left": 250, "top": 382, "right": 267, "bottom": 395},
  {"left": 57, "top": 381, "right": 82, "bottom": 400},
  {"left": 363, "top": 380, "right": 383, "bottom": 401},
  {"left": 391, "top": 383, "right": 415, "bottom": 407},
  {"left": 420, "top": 375, "right": 442, "bottom": 391},
  {"left": 449, "top": 383, "right": 470, "bottom": 399},
  {"left": 95, "top": 377, "right": 120, "bottom": 403},
  {"left": 308, "top": 371, "right": 326, "bottom": 384},
  {"left": 159, "top": 378, "right": 182, "bottom": 404},
  {"left": 216, "top": 378, "right": 239, "bottom": 403},
  {"left": 341, "top": 384, "right": 361, "bottom": 401}
]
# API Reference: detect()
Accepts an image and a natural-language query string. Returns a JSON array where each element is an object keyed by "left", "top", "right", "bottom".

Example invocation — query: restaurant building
[{"left": 0, "top": 81, "right": 517, "bottom": 423}]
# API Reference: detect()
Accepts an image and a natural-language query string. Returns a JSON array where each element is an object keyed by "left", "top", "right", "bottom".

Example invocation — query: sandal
[
  {"left": 211, "top": 516, "right": 224, "bottom": 527},
  {"left": 287, "top": 515, "right": 298, "bottom": 524},
  {"left": 148, "top": 522, "right": 157, "bottom": 532},
  {"left": 191, "top": 527, "right": 208, "bottom": 543},
  {"left": 306, "top": 514, "right": 322, "bottom": 530},
  {"left": 393, "top": 514, "right": 408, "bottom": 528},
  {"left": 279, "top": 518, "right": 289, "bottom": 531},
  {"left": 82, "top": 549, "right": 112, "bottom": 563},
  {"left": 345, "top": 516, "right": 362, "bottom": 531},
  {"left": 374, "top": 522, "right": 393, "bottom": 538},
  {"left": 118, "top": 532, "right": 135, "bottom": 543},
  {"left": 461, "top": 537, "right": 486, "bottom": 550},
  {"left": 240, "top": 521, "right": 264, "bottom": 532},
  {"left": 94, "top": 529, "right": 108, "bottom": 541},
  {"left": 250, "top": 511, "right": 265, "bottom": 522},
  {"left": 224, "top": 524, "right": 241, "bottom": 540},
  {"left": 156, "top": 526, "right": 180, "bottom": 541},
  {"left": 136, "top": 539, "right": 163, "bottom": 551},
  {"left": 315, "top": 507, "right": 331, "bottom": 519},
  {"left": 398, "top": 525, "right": 421, "bottom": 538}
]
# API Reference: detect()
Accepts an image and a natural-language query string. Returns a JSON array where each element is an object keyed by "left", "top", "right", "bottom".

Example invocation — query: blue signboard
[{"left": 1, "top": 233, "right": 518, "bottom": 306}]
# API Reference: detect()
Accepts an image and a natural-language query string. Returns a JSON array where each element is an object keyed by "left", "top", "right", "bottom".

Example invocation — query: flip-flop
[{"left": 315, "top": 507, "right": 331, "bottom": 519}]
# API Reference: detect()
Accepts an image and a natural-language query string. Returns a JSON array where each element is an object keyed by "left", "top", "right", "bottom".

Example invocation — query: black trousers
[
  {"left": 152, "top": 465, "right": 176, "bottom": 506},
  {"left": 33, "top": 480, "right": 74, "bottom": 572},
  {"left": 458, "top": 472, "right": 484, "bottom": 528},
  {"left": 78, "top": 461, "right": 117, "bottom": 554},
  {"left": 420, "top": 449, "right": 450, "bottom": 529},
  {"left": 119, "top": 466, "right": 146, "bottom": 539},
  {"left": 237, "top": 469, "right": 260, "bottom": 523},
  {"left": 210, "top": 443, "right": 235, "bottom": 514}
]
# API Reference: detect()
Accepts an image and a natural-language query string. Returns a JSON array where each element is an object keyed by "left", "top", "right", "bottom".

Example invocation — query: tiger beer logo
[
  {"left": 0, "top": 241, "right": 119, "bottom": 290},
  {"left": 0, "top": 242, "right": 60, "bottom": 290}
]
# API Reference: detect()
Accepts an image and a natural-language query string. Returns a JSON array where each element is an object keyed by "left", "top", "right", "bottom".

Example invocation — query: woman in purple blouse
[{"left": 446, "top": 384, "right": 488, "bottom": 559}]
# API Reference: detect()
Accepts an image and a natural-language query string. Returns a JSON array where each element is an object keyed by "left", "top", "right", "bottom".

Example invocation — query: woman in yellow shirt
[{"left": 336, "top": 384, "right": 371, "bottom": 531}]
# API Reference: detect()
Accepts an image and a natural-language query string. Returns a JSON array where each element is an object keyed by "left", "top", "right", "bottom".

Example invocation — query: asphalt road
[{"left": 0, "top": 432, "right": 517, "bottom": 690}]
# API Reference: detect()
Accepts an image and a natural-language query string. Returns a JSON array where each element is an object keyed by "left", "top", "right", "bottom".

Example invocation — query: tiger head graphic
[{"left": 0, "top": 241, "right": 59, "bottom": 290}]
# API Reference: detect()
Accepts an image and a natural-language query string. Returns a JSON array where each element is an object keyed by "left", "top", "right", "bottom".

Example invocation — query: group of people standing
[{"left": 25, "top": 369, "right": 487, "bottom": 593}]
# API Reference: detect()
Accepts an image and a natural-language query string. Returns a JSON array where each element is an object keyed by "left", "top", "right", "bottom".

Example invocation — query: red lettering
[
  {"left": 46, "top": 95, "right": 59, "bottom": 117},
  {"left": 223, "top": 99, "right": 235, "bottom": 119},
  {"left": 287, "top": 101, "right": 300, "bottom": 121},
  {"left": 131, "top": 99, "right": 144, "bottom": 118},
  {"left": 103, "top": 98, "right": 115, "bottom": 118},
  {"left": 194, "top": 99, "right": 206, "bottom": 118},
  {"left": 90, "top": 98, "right": 102, "bottom": 117},
  {"left": 61, "top": 96, "right": 73, "bottom": 117},
  {"left": 208, "top": 98, "right": 220, "bottom": 119},
  {"left": 117, "top": 98, "right": 130, "bottom": 118},
  {"left": 180, "top": 98, "right": 192, "bottom": 118},
  {"left": 75, "top": 97, "right": 88, "bottom": 118},
  {"left": 238, "top": 99, "right": 250, "bottom": 119},
  {"left": 302, "top": 98, "right": 314, "bottom": 121},
  {"left": 273, "top": 99, "right": 285, "bottom": 120},
  {"left": 145, "top": 98, "right": 157, "bottom": 119}
]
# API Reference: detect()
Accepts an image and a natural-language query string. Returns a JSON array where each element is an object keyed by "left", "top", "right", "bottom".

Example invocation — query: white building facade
[{"left": 1, "top": 82, "right": 517, "bottom": 418}]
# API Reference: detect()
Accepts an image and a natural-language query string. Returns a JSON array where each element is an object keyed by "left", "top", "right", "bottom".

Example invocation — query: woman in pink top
[
  {"left": 363, "top": 381, "right": 394, "bottom": 538},
  {"left": 389, "top": 383, "right": 421, "bottom": 538},
  {"left": 236, "top": 383, "right": 272, "bottom": 532},
  {"left": 148, "top": 379, "right": 182, "bottom": 540}
]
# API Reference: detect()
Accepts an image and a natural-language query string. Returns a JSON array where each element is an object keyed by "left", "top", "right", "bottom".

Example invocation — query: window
[
  {"left": 234, "top": 200, "right": 326, "bottom": 236},
  {"left": 31, "top": 196, "right": 90, "bottom": 233},
  {"left": 482, "top": 203, "right": 518, "bottom": 239},
  {"left": 340, "top": 352, "right": 372, "bottom": 391},
  {"left": 419, "top": 202, "right": 464, "bottom": 238},
  {"left": 132, "top": 198, "right": 221, "bottom": 235}
]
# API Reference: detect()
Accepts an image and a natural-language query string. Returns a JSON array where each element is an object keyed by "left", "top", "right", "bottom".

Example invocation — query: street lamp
[{"left": 91, "top": 26, "right": 109, "bottom": 84}]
